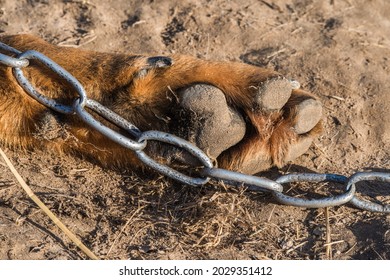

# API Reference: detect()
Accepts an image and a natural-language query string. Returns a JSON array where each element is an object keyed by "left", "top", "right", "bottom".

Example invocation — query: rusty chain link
[{"left": 1, "top": 42, "right": 389, "bottom": 213}]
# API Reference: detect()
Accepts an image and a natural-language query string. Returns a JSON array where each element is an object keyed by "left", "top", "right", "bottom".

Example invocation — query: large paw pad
[{"left": 179, "top": 84, "right": 246, "bottom": 159}]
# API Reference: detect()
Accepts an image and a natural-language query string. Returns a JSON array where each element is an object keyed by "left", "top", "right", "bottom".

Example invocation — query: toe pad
[
  {"left": 293, "top": 99, "right": 322, "bottom": 134},
  {"left": 256, "top": 77, "right": 293, "bottom": 110}
]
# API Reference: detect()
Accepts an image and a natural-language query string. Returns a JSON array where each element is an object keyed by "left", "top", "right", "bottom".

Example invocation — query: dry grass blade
[
  {"left": 0, "top": 148, "right": 99, "bottom": 260},
  {"left": 106, "top": 205, "right": 146, "bottom": 258},
  {"left": 323, "top": 240, "right": 345, "bottom": 246},
  {"left": 325, "top": 207, "right": 332, "bottom": 260}
]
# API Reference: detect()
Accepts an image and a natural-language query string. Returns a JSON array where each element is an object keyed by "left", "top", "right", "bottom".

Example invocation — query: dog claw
[
  {"left": 289, "top": 79, "right": 301, "bottom": 90},
  {"left": 146, "top": 56, "right": 173, "bottom": 68}
]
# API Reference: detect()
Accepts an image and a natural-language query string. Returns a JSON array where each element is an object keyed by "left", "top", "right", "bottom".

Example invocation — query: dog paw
[{"left": 174, "top": 78, "right": 322, "bottom": 174}]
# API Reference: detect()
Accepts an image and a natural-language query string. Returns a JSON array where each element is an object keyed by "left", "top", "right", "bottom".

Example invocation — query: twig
[
  {"left": 286, "top": 241, "right": 307, "bottom": 254},
  {"left": 78, "top": 35, "right": 97, "bottom": 47},
  {"left": 267, "top": 205, "right": 276, "bottom": 222},
  {"left": 344, "top": 242, "right": 357, "bottom": 255},
  {"left": 0, "top": 147, "right": 99, "bottom": 260},
  {"left": 371, "top": 247, "right": 384, "bottom": 260},
  {"left": 323, "top": 240, "right": 345, "bottom": 246},
  {"left": 325, "top": 207, "right": 332, "bottom": 260},
  {"left": 260, "top": 0, "right": 282, "bottom": 12},
  {"left": 328, "top": 95, "right": 345, "bottom": 101}
]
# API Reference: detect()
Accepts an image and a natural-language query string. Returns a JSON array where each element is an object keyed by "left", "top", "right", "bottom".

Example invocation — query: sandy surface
[{"left": 0, "top": 0, "right": 389, "bottom": 260}]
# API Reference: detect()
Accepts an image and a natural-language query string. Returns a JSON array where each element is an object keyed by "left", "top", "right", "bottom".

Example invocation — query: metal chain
[{"left": 1, "top": 42, "right": 389, "bottom": 213}]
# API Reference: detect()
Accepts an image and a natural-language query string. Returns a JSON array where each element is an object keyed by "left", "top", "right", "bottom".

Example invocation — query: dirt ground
[{"left": 0, "top": 0, "right": 390, "bottom": 260}]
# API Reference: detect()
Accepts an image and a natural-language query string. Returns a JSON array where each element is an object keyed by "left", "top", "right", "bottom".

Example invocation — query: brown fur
[{"left": 0, "top": 34, "right": 321, "bottom": 173}]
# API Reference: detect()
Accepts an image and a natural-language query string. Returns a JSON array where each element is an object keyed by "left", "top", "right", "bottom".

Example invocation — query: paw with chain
[
  {"left": 2, "top": 35, "right": 390, "bottom": 213},
  {"left": 0, "top": 34, "right": 322, "bottom": 175}
]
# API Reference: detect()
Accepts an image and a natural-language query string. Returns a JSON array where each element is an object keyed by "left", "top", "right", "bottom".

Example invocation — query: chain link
[
  {"left": 347, "top": 172, "right": 390, "bottom": 213},
  {"left": 75, "top": 98, "right": 147, "bottom": 151},
  {"left": 0, "top": 42, "right": 29, "bottom": 68},
  {"left": 136, "top": 131, "right": 213, "bottom": 186},
  {"left": 200, "top": 168, "right": 284, "bottom": 193},
  {"left": 274, "top": 173, "right": 353, "bottom": 208},
  {"left": 1, "top": 43, "right": 389, "bottom": 212},
  {"left": 14, "top": 50, "right": 86, "bottom": 114}
]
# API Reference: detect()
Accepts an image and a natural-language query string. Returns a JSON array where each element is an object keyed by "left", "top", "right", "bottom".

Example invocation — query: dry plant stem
[
  {"left": 325, "top": 207, "right": 332, "bottom": 260},
  {"left": 0, "top": 147, "right": 99, "bottom": 260}
]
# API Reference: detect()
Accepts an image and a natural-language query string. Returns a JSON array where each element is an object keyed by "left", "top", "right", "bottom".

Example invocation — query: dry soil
[{"left": 0, "top": 0, "right": 389, "bottom": 260}]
